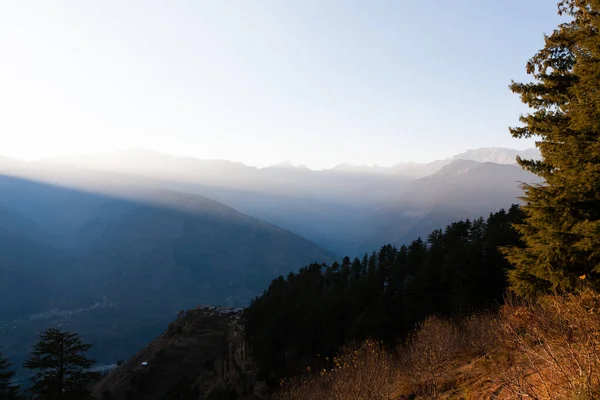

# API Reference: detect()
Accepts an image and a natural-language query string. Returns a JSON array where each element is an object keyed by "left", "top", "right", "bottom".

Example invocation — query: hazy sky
[{"left": 0, "top": 1, "right": 564, "bottom": 169}]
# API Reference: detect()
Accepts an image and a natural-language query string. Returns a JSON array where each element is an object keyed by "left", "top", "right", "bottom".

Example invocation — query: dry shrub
[
  {"left": 274, "top": 293, "right": 600, "bottom": 400},
  {"left": 461, "top": 312, "right": 501, "bottom": 358},
  {"left": 496, "top": 353, "right": 543, "bottom": 400},
  {"left": 498, "top": 289, "right": 600, "bottom": 400},
  {"left": 400, "top": 316, "right": 461, "bottom": 399},
  {"left": 276, "top": 339, "right": 398, "bottom": 400}
]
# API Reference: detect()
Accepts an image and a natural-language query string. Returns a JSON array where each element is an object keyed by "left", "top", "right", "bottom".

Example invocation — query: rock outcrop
[{"left": 93, "top": 307, "right": 267, "bottom": 400}]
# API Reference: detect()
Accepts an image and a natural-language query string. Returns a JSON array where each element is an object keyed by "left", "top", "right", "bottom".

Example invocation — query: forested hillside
[{"left": 244, "top": 206, "right": 523, "bottom": 381}]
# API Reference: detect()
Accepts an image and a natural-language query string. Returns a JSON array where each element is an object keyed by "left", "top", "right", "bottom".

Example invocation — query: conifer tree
[
  {"left": 24, "top": 328, "right": 98, "bottom": 400},
  {"left": 504, "top": 0, "right": 600, "bottom": 296},
  {"left": 0, "top": 351, "right": 21, "bottom": 400}
]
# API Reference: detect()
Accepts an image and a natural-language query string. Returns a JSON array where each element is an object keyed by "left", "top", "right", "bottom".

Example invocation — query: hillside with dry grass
[{"left": 277, "top": 289, "right": 600, "bottom": 399}]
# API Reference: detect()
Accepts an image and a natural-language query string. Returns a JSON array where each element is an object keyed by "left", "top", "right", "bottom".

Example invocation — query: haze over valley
[
  {"left": 2, "top": 146, "right": 541, "bottom": 255},
  {"left": 0, "top": 146, "right": 540, "bottom": 374}
]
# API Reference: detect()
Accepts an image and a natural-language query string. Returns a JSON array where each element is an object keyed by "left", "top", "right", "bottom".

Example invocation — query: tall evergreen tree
[
  {"left": 23, "top": 328, "right": 98, "bottom": 400},
  {"left": 0, "top": 351, "right": 21, "bottom": 400},
  {"left": 504, "top": 0, "right": 600, "bottom": 296}
]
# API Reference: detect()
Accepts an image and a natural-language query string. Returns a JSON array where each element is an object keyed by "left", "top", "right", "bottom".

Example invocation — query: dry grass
[
  {"left": 399, "top": 316, "right": 462, "bottom": 398},
  {"left": 275, "top": 339, "right": 399, "bottom": 400},
  {"left": 497, "top": 289, "right": 600, "bottom": 400},
  {"left": 274, "top": 290, "right": 600, "bottom": 400},
  {"left": 461, "top": 312, "right": 501, "bottom": 358}
]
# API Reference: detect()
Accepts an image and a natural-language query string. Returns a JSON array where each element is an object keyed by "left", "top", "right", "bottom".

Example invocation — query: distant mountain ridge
[
  {"left": 352, "top": 159, "right": 541, "bottom": 252},
  {"left": 262, "top": 147, "right": 541, "bottom": 171},
  {"left": 0, "top": 146, "right": 541, "bottom": 255},
  {"left": 36, "top": 146, "right": 541, "bottom": 175},
  {"left": 447, "top": 147, "right": 541, "bottom": 165}
]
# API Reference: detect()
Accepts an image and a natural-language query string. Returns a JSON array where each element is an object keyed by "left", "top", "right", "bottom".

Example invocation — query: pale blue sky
[{"left": 0, "top": 1, "right": 564, "bottom": 169}]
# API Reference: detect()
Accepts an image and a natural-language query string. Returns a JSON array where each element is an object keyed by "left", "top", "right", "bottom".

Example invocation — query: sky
[{"left": 0, "top": 1, "right": 565, "bottom": 169}]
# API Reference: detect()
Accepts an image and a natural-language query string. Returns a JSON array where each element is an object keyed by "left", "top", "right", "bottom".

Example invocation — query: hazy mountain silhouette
[
  {"left": 356, "top": 160, "right": 542, "bottom": 251},
  {"left": 0, "top": 174, "right": 334, "bottom": 369},
  {"left": 6, "top": 147, "right": 542, "bottom": 255},
  {"left": 448, "top": 147, "right": 541, "bottom": 165}
]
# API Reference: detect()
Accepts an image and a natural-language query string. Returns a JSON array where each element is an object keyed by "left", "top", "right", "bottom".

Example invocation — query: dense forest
[{"left": 244, "top": 205, "right": 524, "bottom": 381}]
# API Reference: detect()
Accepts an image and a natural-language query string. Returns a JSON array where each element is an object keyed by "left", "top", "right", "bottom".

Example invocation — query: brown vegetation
[
  {"left": 275, "top": 290, "right": 600, "bottom": 399},
  {"left": 498, "top": 289, "right": 600, "bottom": 400},
  {"left": 275, "top": 340, "right": 399, "bottom": 400},
  {"left": 400, "top": 316, "right": 461, "bottom": 398}
]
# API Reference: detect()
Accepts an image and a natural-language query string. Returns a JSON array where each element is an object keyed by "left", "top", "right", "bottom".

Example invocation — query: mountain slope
[
  {"left": 0, "top": 176, "right": 335, "bottom": 371},
  {"left": 393, "top": 160, "right": 539, "bottom": 212},
  {"left": 389, "top": 147, "right": 541, "bottom": 178},
  {"left": 80, "top": 189, "right": 336, "bottom": 306},
  {"left": 0, "top": 206, "right": 68, "bottom": 319},
  {"left": 92, "top": 307, "right": 266, "bottom": 400},
  {"left": 357, "top": 160, "right": 541, "bottom": 251}
]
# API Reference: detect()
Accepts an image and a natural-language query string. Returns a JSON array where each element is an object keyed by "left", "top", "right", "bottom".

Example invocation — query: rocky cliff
[{"left": 93, "top": 307, "right": 267, "bottom": 400}]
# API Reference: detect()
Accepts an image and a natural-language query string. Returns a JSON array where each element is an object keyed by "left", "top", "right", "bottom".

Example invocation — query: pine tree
[
  {"left": 0, "top": 351, "right": 21, "bottom": 400},
  {"left": 504, "top": 0, "right": 600, "bottom": 297},
  {"left": 24, "top": 328, "right": 98, "bottom": 400}
]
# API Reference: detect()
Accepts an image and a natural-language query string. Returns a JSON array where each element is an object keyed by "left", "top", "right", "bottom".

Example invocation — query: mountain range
[
  {"left": 3, "top": 147, "right": 541, "bottom": 254},
  {"left": 0, "top": 146, "right": 542, "bottom": 373}
]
